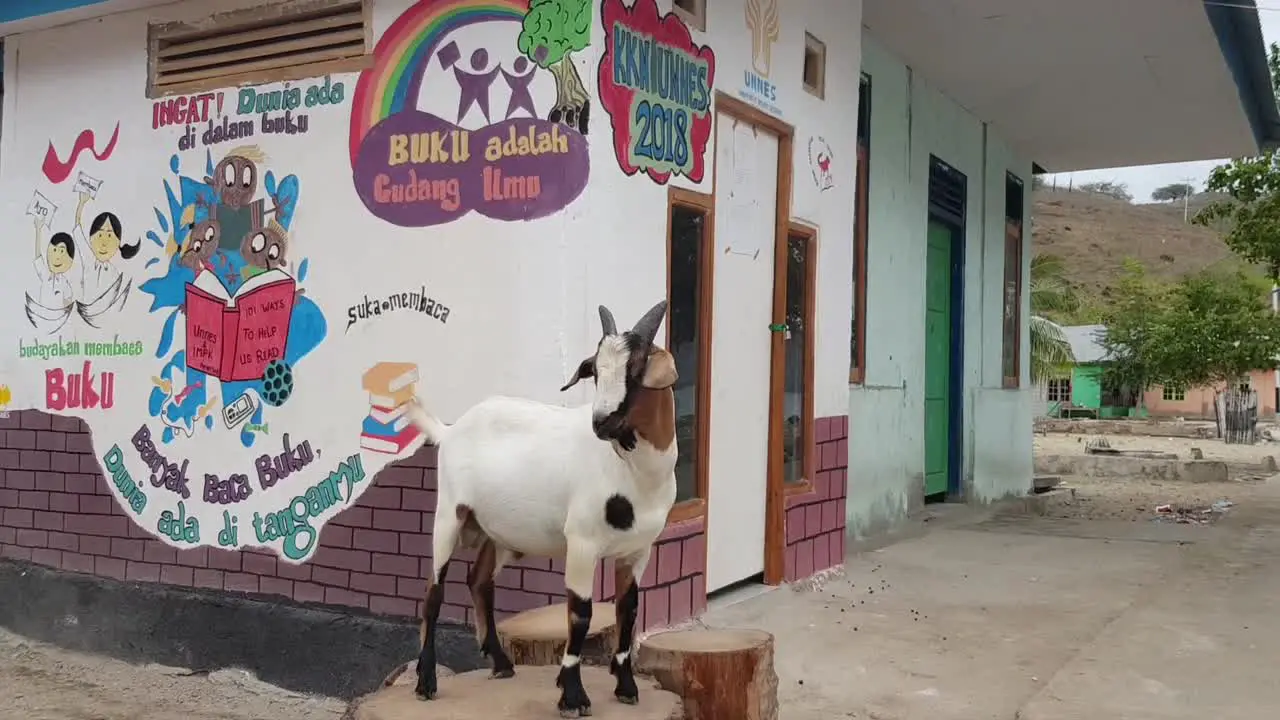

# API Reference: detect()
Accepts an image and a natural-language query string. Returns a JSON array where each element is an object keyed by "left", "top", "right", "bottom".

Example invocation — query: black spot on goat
[{"left": 604, "top": 494, "right": 635, "bottom": 531}]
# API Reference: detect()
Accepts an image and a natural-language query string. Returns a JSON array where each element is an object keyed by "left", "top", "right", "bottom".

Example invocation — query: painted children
[
  {"left": 31, "top": 215, "right": 77, "bottom": 310},
  {"left": 74, "top": 189, "right": 139, "bottom": 307},
  {"left": 204, "top": 146, "right": 280, "bottom": 254},
  {"left": 179, "top": 219, "right": 221, "bottom": 273},
  {"left": 240, "top": 222, "right": 290, "bottom": 279}
]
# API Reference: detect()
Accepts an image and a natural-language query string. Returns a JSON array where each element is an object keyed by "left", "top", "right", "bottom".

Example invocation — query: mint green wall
[{"left": 1071, "top": 365, "right": 1103, "bottom": 408}]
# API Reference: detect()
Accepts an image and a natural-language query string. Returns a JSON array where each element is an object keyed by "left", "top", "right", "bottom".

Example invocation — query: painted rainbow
[{"left": 348, "top": 0, "right": 530, "bottom": 163}]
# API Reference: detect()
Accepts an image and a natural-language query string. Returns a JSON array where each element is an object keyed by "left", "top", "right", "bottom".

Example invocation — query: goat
[{"left": 406, "top": 299, "right": 678, "bottom": 717}]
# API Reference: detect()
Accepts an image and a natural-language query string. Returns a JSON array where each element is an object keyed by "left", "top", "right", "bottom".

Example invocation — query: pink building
[{"left": 1144, "top": 370, "right": 1278, "bottom": 419}]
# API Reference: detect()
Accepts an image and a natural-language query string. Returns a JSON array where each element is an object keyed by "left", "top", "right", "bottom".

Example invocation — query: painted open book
[{"left": 185, "top": 268, "right": 295, "bottom": 382}]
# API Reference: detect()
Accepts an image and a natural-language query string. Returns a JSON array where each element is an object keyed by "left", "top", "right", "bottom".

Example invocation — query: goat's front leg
[
  {"left": 611, "top": 548, "right": 649, "bottom": 704},
  {"left": 556, "top": 539, "right": 598, "bottom": 717}
]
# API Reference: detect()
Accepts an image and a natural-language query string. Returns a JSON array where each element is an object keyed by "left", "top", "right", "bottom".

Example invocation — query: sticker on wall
[
  {"left": 597, "top": 0, "right": 716, "bottom": 185},
  {"left": 808, "top": 136, "right": 833, "bottom": 191},
  {"left": 741, "top": 0, "right": 781, "bottom": 116},
  {"left": 348, "top": 0, "right": 591, "bottom": 227}
]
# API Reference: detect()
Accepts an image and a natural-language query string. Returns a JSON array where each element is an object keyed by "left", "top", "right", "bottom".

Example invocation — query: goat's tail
[{"left": 405, "top": 395, "right": 449, "bottom": 445}]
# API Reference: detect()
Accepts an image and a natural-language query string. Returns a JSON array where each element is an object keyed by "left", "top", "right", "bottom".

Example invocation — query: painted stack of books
[{"left": 359, "top": 362, "right": 423, "bottom": 455}]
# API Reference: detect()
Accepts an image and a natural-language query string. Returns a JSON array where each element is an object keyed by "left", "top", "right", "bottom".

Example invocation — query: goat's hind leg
[
  {"left": 469, "top": 539, "right": 517, "bottom": 678},
  {"left": 610, "top": 548, "right": 649, "bottom": 705},
  {"left": 415, "top": 505, "right": 463, "bottom": 701}
]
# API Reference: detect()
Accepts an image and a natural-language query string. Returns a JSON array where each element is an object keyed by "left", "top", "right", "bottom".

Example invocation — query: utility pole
[{"left": 1181, "top": 176, "right": 1197, "bottom": 223}]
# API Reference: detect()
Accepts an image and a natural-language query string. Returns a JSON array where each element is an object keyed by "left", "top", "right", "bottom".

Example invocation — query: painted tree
[
  {"left": 1195, "top": 42, "right": 1280, "bottom": 279},
  {"left": 518, "top": 0, "right": 592, "bottom": 134}
]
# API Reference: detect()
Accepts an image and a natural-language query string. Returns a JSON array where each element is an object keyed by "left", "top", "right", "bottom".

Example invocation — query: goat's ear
[
  {"left": 560, "top": 356, "right": 595, "bottom": 391},
  {"left": 641, "top": 349, "right": 677, "bottom": 389}
]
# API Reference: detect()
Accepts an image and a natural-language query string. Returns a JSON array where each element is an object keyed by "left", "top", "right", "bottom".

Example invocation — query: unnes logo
[{"left": 743, "top": 0, "right": 780, "bottom": 106}]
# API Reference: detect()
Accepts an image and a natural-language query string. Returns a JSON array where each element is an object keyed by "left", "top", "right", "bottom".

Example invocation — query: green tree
[
  {"left": 1151, "top": 182, "right": 1195, "bottom": 202},
  {"left": 1195, "top": 42, "right": 1280, "bottom": 280},
  {"left": 518, "top": 0, "right": 592, "bottom": 133},
  {"left": 1100, "top": 262, "right": 1280, "bottom": 403},
  {"left": 1078, "top": 180, "right": 1132, "bottom": 202},
  {"left": 1028, "top": 253, "right": 1078, "bottom": 381},
  {"left": 1098, "top": 260, "right": 1169, "bottom": 408}
]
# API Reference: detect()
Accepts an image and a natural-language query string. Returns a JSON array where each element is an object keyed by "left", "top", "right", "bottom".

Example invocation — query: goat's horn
[
  {"left": 598, "top": 305, "right": 618, "bottom": 336},
  {"left": 632, "top": 300, "right": 668, "bottom": 347}
]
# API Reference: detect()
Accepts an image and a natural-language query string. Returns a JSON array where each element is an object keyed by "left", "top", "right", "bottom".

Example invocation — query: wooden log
[
  {"left": 496, "top": 602, "right": 620, "bottom": 667},
  {"left": 346, "top": 666, "right": 683, "bottom": 720},
  {"left": 636, "top": 628, "right": 778, "bottom": 720}
]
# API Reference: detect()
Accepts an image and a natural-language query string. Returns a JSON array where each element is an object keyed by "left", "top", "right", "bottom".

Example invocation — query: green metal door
[{"left": 924, "top": 219, "right": 952, "bottom": 496}]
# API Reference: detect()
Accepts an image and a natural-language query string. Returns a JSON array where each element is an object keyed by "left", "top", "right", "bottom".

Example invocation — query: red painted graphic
[
  {"left": 46, "top": 361, "right": 115, "bottom": 411},
  {"left": 42, "top": 123, "right": 121, "bottom": 184},
  {"left": 597, "top": 0, "right": 716, "bottom": 185},
  {"left": 185, "top": 269, "right": 296, "bottom": 382}
]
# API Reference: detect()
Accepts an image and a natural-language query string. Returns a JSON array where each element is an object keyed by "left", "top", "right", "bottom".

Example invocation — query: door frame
[
  {"left": 711, "top": 92, "right": 795, "bottom": 586},
  {"left": 926, "top": 155, "right": 967, "bottom": 498}
]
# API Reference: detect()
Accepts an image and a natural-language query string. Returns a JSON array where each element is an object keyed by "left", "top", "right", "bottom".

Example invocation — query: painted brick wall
[
  {"left": 784, "top": 415, "right": 848, "bottom": 582},
  {"left": 0, "top": 410, "right": 706, "bottom": 631}
]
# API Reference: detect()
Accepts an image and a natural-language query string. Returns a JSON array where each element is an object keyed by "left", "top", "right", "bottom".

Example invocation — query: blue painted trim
[
  {"left": 1203, "top": 0, "right": 1280, "bottom": 150},
  {"left": 0, "top": 0, "right": 110, "bottom": 23},
  {"left": 927, "top": 155, "right": 968, "bottom": 500}
]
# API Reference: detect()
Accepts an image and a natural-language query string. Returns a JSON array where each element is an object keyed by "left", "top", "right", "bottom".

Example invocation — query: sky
[{"left": 1044, "top": 4, "right": 1280, "bottom": 203}]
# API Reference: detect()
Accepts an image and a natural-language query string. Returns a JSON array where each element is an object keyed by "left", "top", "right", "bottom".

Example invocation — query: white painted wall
[
  {"left": 847, "top": 36, "right": 1033, "bottom": 536},
  {"left": 0, "top": 0, "right": 859, "bottom": 560}
]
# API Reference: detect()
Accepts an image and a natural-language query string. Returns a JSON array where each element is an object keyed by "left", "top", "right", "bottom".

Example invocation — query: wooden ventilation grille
[{"left": 152, "top": 0, "right": 367, "bottom": 96}]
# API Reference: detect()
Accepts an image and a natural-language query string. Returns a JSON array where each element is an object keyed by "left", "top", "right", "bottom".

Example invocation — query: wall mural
[
  {"left": 597, "top": 0, "right": 716, "bottom": 185},
  {"left": 808, "top": 136, "right": 833, "bottom": 191},
  {"left": 349, "top": 0, "right": 592, "bottom": 227}
]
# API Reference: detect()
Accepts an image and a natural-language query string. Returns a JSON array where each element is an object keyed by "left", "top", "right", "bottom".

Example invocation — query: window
[
  {"left": 1162, "top": 386, "right": 1186, "bottom": 402},
  {"left": 672, "top": 0, "right": 707, "bottom": 32},
  {"left": 802, "top": 33, "right": 826, "bottom": 98},
  {"left": 148, "top": 0, "right": 371, "bottom": 98},
  {"left": 668, "top": 188, "right": 713, "bottom": 516},
  {"left": 1001, "top": 172, "right": 1025, "bottom": 388},
  {"left": 783, "top": 224, "right": 818, "bottom": 486},
  {"left": 850, "top": 74, "right": 870, "bottom": 383},
  {"left": 1046, "top": 378, "right": 1071, "bottom": 403}
]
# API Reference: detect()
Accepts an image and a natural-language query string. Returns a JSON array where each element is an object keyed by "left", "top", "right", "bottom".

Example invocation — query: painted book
[
  {"left": 185, "top": 268, "right": 295, "bottom": 382},
  {"left": 367, "top": 385, "right": 416, "bottom": 408},
  {"left": 360, "top": 423, "right": 421, "bottom": 455},
  {"left": 362, "top": 362, "right": 419, "bottom": 396},
  {"left": 362, "top": 413, "right": 410, "bottom": 437},
  {"left": 367, "top": 402, "right": 409, "bottom": 425}
]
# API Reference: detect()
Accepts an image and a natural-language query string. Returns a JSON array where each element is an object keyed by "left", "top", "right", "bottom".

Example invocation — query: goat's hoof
[
  {"left": 559, "top": 708, "right": 593, "bottom": 718},
  {"left": 414, "top": 688, "right": 437, "bottom": 701},
  {"left": 414, "top": 674, "right": 438, "bottom": 700},
  {"left": 615, "top": 692, "right": 639, "bottom": 705},
  {"left": 490, "top": 667, "right": 515, "bottom": 679}
]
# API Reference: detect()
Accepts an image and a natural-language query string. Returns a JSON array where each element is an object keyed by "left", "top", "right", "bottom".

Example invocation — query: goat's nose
[{"left": 591, "top": 413, "right": 613, "bottom": 438}]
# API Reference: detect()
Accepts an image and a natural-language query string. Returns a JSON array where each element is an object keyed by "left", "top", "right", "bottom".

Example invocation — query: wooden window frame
[
  {"left": 665, "top": 186, "right": 715, "bottom": 525},
  {"left": 850, "top": 74, "right": 871, "bottom": 383},
  {"left": 802, "top": 32, "right": 826, "bottom": 99},
  {"left": 1001, "top": 172, "right": 1025, "bottom": 389},
  {"left": 671, "top": 0, "right": 707, "bottom": 33},
  {"left": 1046, "top": 377, "right": 1071, "bottom": 403},
  {"left": 147, "top": 0, "right": 373, "bottom": 99},
  {"left": 783, "top": 222, "right": 819, "bottom": 496},
  {"left": 1162, "top": 385, "right": 1186, "bottom": 402}
]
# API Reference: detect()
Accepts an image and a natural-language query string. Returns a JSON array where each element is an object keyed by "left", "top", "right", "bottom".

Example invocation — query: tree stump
[
  {"left": 346, "top": 666, "right": 683, "bottom": 720},
  {"left": 496, "top": 602, "right": 620, "bottom": 667},
  {"left": 635, "top": 628, "right": 778, "bottom": 720}
]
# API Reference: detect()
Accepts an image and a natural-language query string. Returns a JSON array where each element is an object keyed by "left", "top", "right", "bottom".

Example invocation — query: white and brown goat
[{"left": 406, "top": 300, "right": 678, "bottom": 717}]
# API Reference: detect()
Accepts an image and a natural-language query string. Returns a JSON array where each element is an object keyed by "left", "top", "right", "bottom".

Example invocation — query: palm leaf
[{"left": 1030, "top": 315, "right": 1076, "bottom": 382}]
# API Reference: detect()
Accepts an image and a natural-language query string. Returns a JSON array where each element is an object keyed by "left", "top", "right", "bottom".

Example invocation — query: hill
[{"left": 1030, "top": 188, "right": 1258, "bottom": 300}]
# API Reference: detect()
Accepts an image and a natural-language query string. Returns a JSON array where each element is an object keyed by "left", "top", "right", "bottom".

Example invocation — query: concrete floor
[
  {"left": 5, "top": 480, "right": 1279, "bottom": 719},
  {"left": 701, "top": 482, "right": 1280, "bottom": 720}
]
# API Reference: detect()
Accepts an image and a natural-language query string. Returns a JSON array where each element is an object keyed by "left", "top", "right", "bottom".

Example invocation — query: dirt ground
[
  {"left": 0, "top": 627, "right": 348, "bottom": 720},
  {"left": 1034, "top": 428, "right": 1279, "bottom": 523}
]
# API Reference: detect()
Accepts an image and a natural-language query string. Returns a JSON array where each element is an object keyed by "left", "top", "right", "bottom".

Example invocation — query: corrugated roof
[{"left": 1061, "top": 324, "right": 1108, "bottom": 364}]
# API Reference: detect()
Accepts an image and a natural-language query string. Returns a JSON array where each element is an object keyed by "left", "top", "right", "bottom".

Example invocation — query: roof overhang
[
  {"left": 0, "top": 0, "right": 183, "bottom": 35},
  {"left": 863, "top": 0, "right": 1280, "bottom": 173}
]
